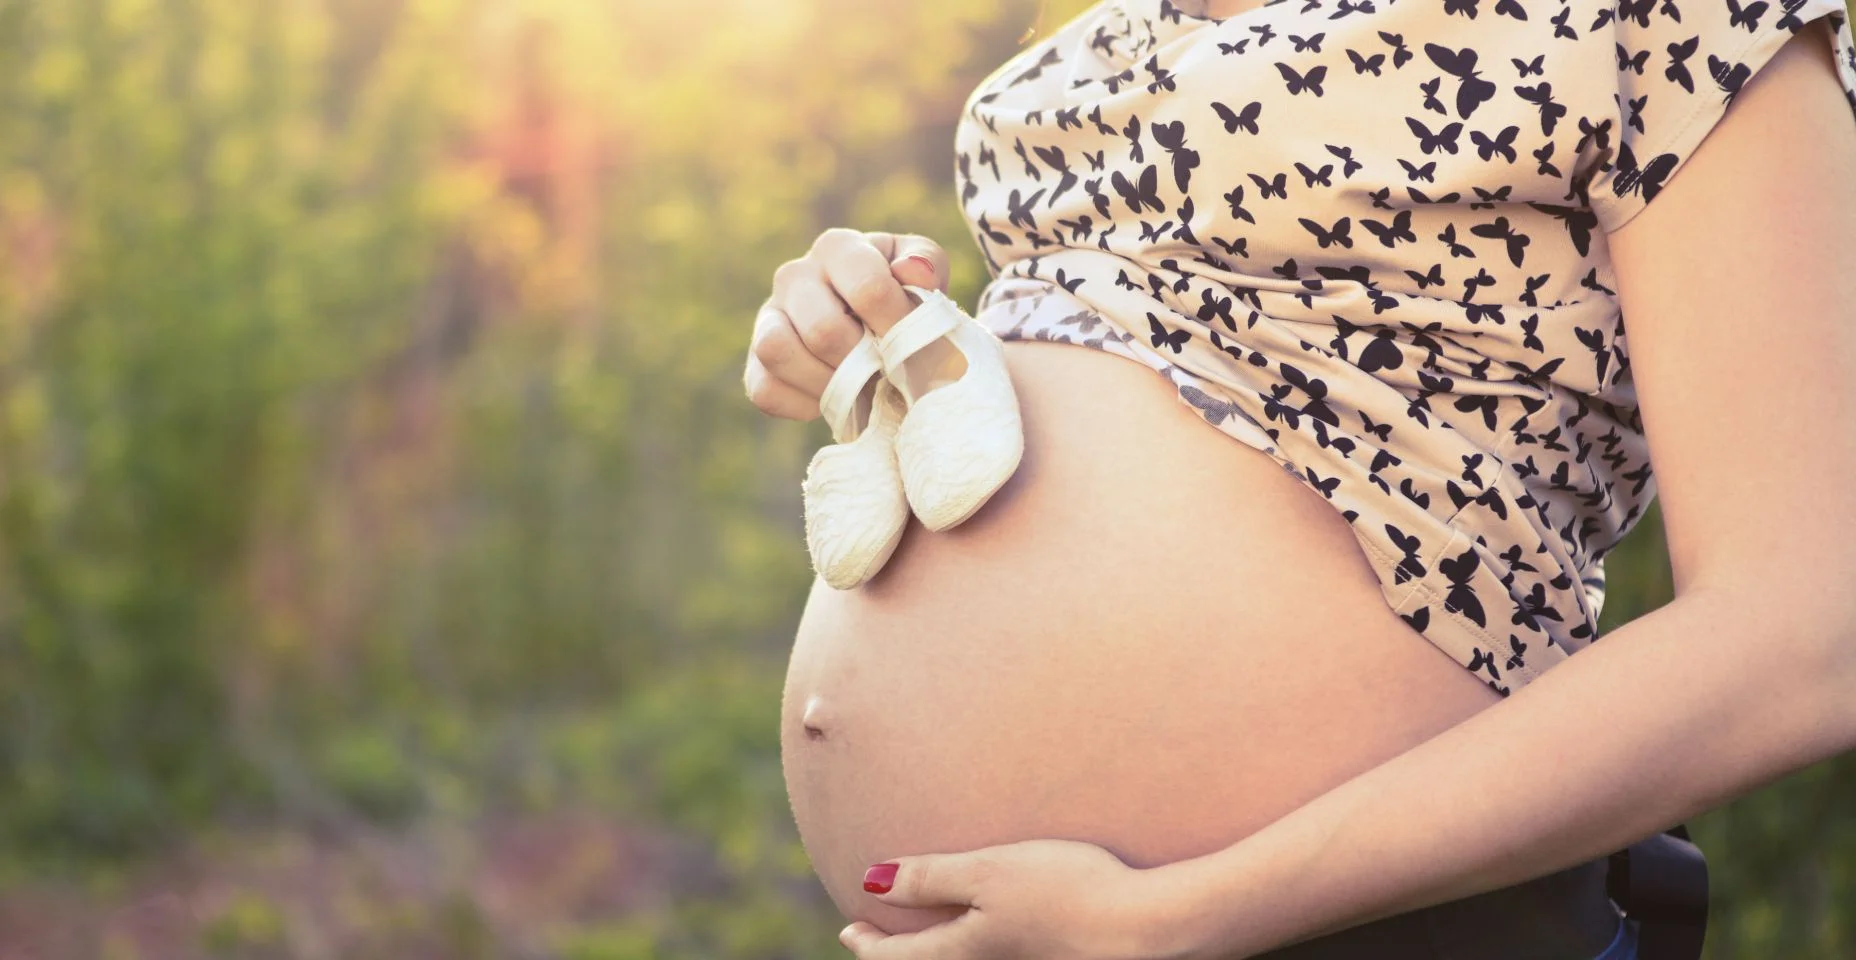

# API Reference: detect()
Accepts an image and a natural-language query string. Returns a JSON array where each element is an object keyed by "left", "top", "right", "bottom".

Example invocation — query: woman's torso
[{"left": 781, "top": 336, "right": 1504, "bottom": 936}]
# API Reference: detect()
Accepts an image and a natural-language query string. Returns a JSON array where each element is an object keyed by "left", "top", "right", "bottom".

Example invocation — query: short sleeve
[{"left": 1585, "top": 0, "right": 1856, "bottom": 232}]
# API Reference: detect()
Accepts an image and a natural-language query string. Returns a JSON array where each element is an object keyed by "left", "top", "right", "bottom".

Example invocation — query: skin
[{"left": 750, "top": 14, "right": 1856, "bottom": 960}]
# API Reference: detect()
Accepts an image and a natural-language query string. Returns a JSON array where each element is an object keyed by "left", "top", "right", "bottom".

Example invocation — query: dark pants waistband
[{"left": 1251, "top": 855, "right": 1622, "bottom": 960}]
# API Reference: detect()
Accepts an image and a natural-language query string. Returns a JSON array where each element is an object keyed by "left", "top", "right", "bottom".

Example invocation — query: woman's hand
[
  {"left": 742, "top": 228, "right": 949, "bottom": 422},
  {"left": 837, "top": 838, "right": 1178, "bottom": 960}
]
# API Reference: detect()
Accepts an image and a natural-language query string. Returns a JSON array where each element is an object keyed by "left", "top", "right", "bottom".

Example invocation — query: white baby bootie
[
  {"left": 876, "top": 285, "right": 1025, "bottom": 532},
  {"left": 801, "top": 329, "right": 911, "bottom": 590}
]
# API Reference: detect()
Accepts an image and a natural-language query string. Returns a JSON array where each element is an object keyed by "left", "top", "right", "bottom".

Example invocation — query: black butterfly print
[
  {"left": 1727, "top": 0, "right": 1768, "bottom": 32},
  {"left": 1084, "top": 149, "right": 1106, "bottom": 171},
  {"left": 1085, "top": 177, "right": 1111, "bottom": 217},
  {"left": 1290, "top": 32, "right": 1326, "bottom": 53},
  {"left": 1112, "top": 164, "right": 1166, "bottom": 213},
  {"left": 1139, "top": 219, "right": 1176, "bottom": 242},
  {"left": 1377, "top": 30, "right": 1414, "bottom": 68},
  {"left": 1172, "top": 197, "right": 1200, "bottom": 246},
  {"left": 1407, "top": 116, "right": 1464, "bottom": 154},
  {"left": 1295, "top": 161, "right": 1335, "bottom": 188},
  {"left": 1251, "top": 22, "right": 1278, "bottom": 46},
  {"left": 1666, "top": 36, "right": 1699, "bottom": 93},
  {"left": 1151, "top": 120, "right": 1201, "bottom": 192},
  {"left": 1399, "top": 158, "right": 1437, "bottom": 181},
  {"left": 1419, "top": 76, "right": 1447, "bottom": 114},
  {"left": 1032, "top": 145, "right": 1078, "bottom": 207},
  {"left": 1607, "top": 141, "right": 1678, "bottom": 201},
  {"left": 1054, "top": 106, "right": 1082, "bottom": 131},
  {"left": 1120, "top": 117, "right": 1145, "bottom": 165},
  {"left": 1383, "top": 524, "right": 1429, "bottom": 584},
  {"left": 1470, "top": 124, "right": 1520, "bottom": 163},
  {"left": 1493, "top": 0, "right": 1527, "bottom": 21},
  {"left": 1550, "top": 6, "right": 1578, "bottom": 40},
  {"left": 1533, "top": 141, "right": 1561, "bottom": 177},
  {"left": 1005, "top": 187, "right": 1047, "bottom": 230},
  {"left": 1625, "top": 93, "right": 1649, "bottom": 134},
  {"left": 1405, "top": 262, "right": 1446, "bottom": 288},
  {"left": 1143, "top": 55, "right": 1178, "bottom": 94},
  {"left": 1212, "top": 99, "right": 1263, "bottom": 134},
  {"left": 1222, "top": 184, "right": 1257, "bottom": 223},
  {"left": 1348, "top": 48, "right": 1386, "bottom": 75},
  {"left": 1616, "top": 43, "right": 1650, "bottom": 76},
  {"left": 1469, "top": 216, "right": 1530, "bottom": 267},
  {"left": 1006, "top": 45, "right": 1060, "bottom": 88},
  {"left": 1326, "top": 144, "right": 1363, "bottom": 177},
  {"left": 1209, "top": 328, "right": 1246, "bottom": 362},
  {"left": 1148, "top": 313, "right": 1190, "bottom": 353},
  {"left": 1432, "top": 542, "right": 1492, "bottom": 631},
  {"left": 1180, "top": 383, "right": 1246, "bottom": 425},
  {"left": 1055, "top": 309, "right": 1104, "bottom": 336},
  {"left": 1408, "top": 185, "right": 1462, "bottom": 204},
  {"left": 1299, "top": 215, "right": 1353, "bottom": 248},
  {"left": 1619, "top": 0, "right": 1657, "bottom": 28},
  {"left": 1218, "top": 38, "right": 1252, "bottom": 55},
  {"left": 977, "top": 143, "right": 1000, "bottom": 181},
  {"left": 1212, "top": 234, "right": 1249, "bottom": 259},
  {"left": 975, "top": 213, "right": 1012, "bottom": 248},
  {"left": 1249, "top": 171, "right": 1289, "bottom": 199},
  {"left": 1158, "top": 0, "right": 1185, "bottom": 24},
  {"left": 1013, "top": 137, "right": 1041, "bottom": 181},
  {"left": 1057, "top": 214, "right": 1094, "bottom": 241},
  {"left": 1514, "top": 82, "right": 1566, "bottom": 135},
  {"left": 1424, "top": 43, "right": 1498, "bottom": 118},
  {"left": 1469, "top": 184, "right": 1513, "bottom": 209},
  {"left": 1438, "top": 223, "right": 1475, "bottom": 257},
  {"left": 1709, "top": 53, "right": 1752, "bottom": 101},
  {"left": 1275, "top": 61, "right": 1328, "bottom": 96},
  {"left": 1512, "top": 53, "right": 1545, "bottom": 77},
  {"left": 1443, "top": 0, "right": 1478, "bottom": 18},
  {"left": 1362, "top": 209, "right": 1416, "bottom": 247}
]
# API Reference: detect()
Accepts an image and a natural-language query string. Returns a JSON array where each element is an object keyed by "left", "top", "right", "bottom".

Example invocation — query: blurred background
[{"left": 0, "top": 0, "right": 1848, "bottom": 956}]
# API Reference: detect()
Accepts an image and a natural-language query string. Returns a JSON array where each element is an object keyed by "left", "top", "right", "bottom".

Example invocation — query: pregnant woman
[{"left": 746, "top": 1, "right": 1856, "bottom": 957}]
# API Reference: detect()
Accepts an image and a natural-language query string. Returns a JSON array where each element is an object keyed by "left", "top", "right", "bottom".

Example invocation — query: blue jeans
[{"left": 1592, "top": 915, "right": 1641, "bottom": 960}]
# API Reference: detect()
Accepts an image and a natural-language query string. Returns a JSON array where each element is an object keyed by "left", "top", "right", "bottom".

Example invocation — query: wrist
[{"left": 1122, "top": 859, "right": 1227, "bottom": 960}]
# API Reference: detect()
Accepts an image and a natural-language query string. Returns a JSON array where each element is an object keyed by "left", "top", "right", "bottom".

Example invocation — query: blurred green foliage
[{"left": 0, "top": 0, "right": 1847, "bottom": 956}]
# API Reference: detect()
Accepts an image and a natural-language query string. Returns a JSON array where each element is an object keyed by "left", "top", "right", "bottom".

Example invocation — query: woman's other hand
[{"left": 743, "top": 229, "right": 949, "bottom": 421}]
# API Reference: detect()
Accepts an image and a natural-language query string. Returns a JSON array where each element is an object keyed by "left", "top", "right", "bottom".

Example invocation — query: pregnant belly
[{"left": 780, "top": 337, "right": 1504, "bottom": 936}]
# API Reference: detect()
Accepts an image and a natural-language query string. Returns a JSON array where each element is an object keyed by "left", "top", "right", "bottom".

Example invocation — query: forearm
[{"left": 1133, "top": 583, "right": 1856, "bottom": 960}]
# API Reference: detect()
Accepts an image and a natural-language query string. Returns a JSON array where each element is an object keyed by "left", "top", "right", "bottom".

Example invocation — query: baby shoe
[
  {"left": 876, "top": 285, "right": 1024, "bottom": 532},
  {"left": 801, "top": 329, "right": 910, "bottom": 590}
]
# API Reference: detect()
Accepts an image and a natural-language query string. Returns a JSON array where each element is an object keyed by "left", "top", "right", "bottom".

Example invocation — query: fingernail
[
  {"left": 863, "top": 862, "right": 898, "bottom": 894},
  {"left": 904, "top": 255, "right": 936, "bottom": 277}
]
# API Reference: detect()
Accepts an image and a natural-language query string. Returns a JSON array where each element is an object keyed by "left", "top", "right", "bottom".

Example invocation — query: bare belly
[{"left": 779, "top": 338, "right": 1503, "bottom": 935}]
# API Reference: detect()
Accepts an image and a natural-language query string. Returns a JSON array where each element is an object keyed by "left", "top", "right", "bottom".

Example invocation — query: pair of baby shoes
[{"left": 800, "top": 285, "right": 1024, "bottom": 590}]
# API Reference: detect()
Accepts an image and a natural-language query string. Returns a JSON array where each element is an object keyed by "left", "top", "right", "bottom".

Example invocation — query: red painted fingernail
[
  {"left": 863, "top": 862, "right": 898, "bottom": 894},
  {"left": 905, "top": 255, "right": 936, "bottom": 277}
]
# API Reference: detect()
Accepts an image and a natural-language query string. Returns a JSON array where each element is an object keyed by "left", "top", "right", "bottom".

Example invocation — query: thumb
[
  {"left": 887, "top": 235, "right": 948, "bottom": 293},
  {"left": 862, "top": 853, "right": 982, "bottom": 909}
]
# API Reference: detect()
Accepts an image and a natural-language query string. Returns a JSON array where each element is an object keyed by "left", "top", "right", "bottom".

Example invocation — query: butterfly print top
[{"left": 950, "top": 0, "right": 1856, "bottom": 695}]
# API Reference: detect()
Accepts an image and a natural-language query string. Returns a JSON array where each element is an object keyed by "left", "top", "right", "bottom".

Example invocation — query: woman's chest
[{"left": 954, "top": 0, "right": 1624, "bottom": 304}]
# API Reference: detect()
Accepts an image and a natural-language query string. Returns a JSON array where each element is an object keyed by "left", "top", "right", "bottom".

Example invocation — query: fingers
[
  {"left": 889, "top": 234, "right": 950, "bottom": 292},
  {"left": 743, "top": 228, "right": 952, "bottom": 424},
  {"left": 814, "top": 228, "right": 926, "bottom": 338},
  {"left": 748, "top": 298, "right": 836, "bottom": 402},
  {"left": 743, "top": 352, "right": 822, "bottom": 421},
  {"left": 839, "top": 912, "right": 979, "bottom": 960}
]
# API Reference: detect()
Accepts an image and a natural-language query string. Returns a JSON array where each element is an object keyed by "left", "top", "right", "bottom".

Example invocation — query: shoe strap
[
  {"left": 878, "top": 286, "right": 966, "bottom": 375},
  {"left": 820, "top": 329, "right": 885, "bottom": 443}
]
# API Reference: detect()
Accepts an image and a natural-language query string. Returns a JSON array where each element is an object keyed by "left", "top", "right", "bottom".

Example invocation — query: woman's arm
[{"left": 1134, "top": 20, "right": 1856, "bottom": 960}]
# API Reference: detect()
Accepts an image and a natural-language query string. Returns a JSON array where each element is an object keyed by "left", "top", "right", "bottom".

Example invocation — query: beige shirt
[{"left": 953, "top": 0, "right": 1856, "bottom": 694}]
